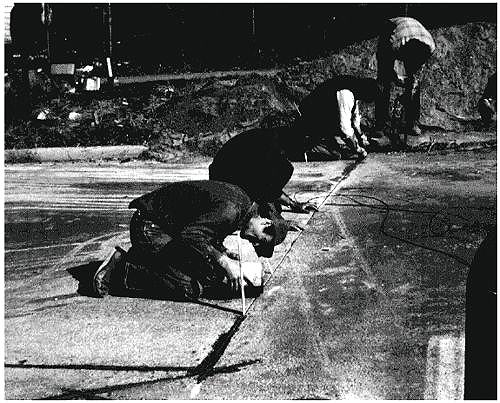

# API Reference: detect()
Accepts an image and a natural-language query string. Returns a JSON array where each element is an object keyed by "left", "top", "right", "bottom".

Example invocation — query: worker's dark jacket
[
  {"left": 129, "top": 180, "right": 254, "bottom": 269},
  {"left": 209, "top": 128, "right": 294, "bottom": 204}
]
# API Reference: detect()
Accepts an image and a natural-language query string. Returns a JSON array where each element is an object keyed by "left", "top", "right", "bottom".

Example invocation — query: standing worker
[{"left": 374, "top": 17, "right": 435, "bottom": 143}]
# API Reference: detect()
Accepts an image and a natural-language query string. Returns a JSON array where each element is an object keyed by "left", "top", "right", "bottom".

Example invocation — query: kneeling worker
[{"left": 93, "top": 180, "right": 288, "bottom": 300}]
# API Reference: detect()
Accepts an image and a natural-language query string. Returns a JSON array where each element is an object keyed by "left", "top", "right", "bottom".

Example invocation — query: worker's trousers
[
  {"left": 375, "top": 38, "right": 430, "bottom": 133},
  {"left": 113, "top": 210, "right": 223, "bottom": 299}
]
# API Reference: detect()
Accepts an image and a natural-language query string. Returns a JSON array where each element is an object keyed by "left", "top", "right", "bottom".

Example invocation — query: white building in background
[{"left": 4, "top": 2, "right": 14, "bottom": 44}]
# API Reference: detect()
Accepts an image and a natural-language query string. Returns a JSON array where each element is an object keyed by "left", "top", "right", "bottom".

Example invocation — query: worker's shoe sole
[{"left": 93, "top": 247, "right": 125, "bottom": 298}]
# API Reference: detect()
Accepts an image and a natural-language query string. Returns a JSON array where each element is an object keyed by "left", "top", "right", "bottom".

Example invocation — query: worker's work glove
[
  {"left": 290, "top": 201, "right": 318, "bottom": 213},
  {"left": 359, "top": 136, "right": 371, "bottom": 148},
  {"left": 356, "top": 148, "right": 368, "bottom": 161}
]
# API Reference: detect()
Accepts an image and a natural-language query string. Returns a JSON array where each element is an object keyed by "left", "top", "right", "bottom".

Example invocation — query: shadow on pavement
[
  {"left": 5, "top": 362, "right": 192, "bottom": 372},
  {"left": 32, "top": 359, "right": 261, "bottom": 400},
  {"left": 66, "top": 261, "right": 102, "bottom": 298}
]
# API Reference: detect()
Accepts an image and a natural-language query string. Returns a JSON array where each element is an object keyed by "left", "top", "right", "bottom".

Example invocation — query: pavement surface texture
[{"left": 4, "top": 146, "right": 497, "bottom": 399}]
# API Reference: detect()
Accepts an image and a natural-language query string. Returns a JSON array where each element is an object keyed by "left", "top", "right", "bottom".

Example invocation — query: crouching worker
[
  {"left": 209, "top": 127, "right": 318, "bottom": 214},
  {"left": 93, "top": 180, "right": 288, "bottom": 300}
]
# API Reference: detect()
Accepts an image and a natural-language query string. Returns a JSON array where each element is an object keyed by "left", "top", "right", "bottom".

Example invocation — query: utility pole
[
  {"left": 105, "top": 3, "right": 114, "bottom": 86},
  {"left": 251, "top": 6, "right": 255, "bottom": 38},
  {"left": 107, "top": 3, "right": 112, "bottom": 60},
  {"left": 250, "top": 6, "right": 260, "bottom": 63},
  {"left": 42, "top": 3, "right": 52, "bottom": 65}
]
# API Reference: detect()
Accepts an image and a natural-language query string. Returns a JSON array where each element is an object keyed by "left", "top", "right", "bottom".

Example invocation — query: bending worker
[
  {"left": 296, "top": 74, "right": 380, "bottom": 161},
  {"left": 209, "top": 127, "right": 318, "bottom": 214},
  {"left": 93, "top": 180, "right": 289, "bottom": 300},
  {"left": 209, "top": 75, "right": 381, "bottom": 209},
  {"left": 374, "top": 17, "right": 435, "bottom": 141}
]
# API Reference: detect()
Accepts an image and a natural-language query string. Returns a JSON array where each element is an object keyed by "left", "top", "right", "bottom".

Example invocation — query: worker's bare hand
[
  {"left": 360, "top": 137, "right": 371, "bottom": 148},
  {"left": 224, "top": 259, "right": 242, "bottom": 294}
]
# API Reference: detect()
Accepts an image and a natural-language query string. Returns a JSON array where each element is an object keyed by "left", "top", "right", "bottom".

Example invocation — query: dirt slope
[
  {"left": 279, "top": 21, "right": 497, "bottom": 132},
  {"left": 4, "top": 22, "right": 496, "bottom": 157}
]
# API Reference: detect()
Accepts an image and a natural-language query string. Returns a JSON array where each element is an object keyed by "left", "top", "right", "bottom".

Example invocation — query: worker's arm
[
  {"left": 179, "top": 202, "right": 244, "bottom": 293},
  {"left": 208, "top": 245, "right": 242, "bottom": 294},
  {"left": 352, "top": 99, "right": 362, "bottom": 136},
  {"left": 279, "top": 191, "right": 318, "bottom": 213},
  {"left": 179, "top": 231, "right": 243, "bottom": 294}
]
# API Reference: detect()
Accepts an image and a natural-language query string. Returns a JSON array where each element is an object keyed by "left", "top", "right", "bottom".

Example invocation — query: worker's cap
[{"left": 253, "top": 204, "right": 289, "bottom": 258}]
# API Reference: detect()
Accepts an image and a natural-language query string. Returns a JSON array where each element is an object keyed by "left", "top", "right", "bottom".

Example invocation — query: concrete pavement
[
  {"left": 4, "top": 148, "right": 496, "bottom": 399},
  {"left": 197, "top": 150, "right": 496, "bottom": 399},
  {"left": 4, "top": 159, "right": 343, "bottom": 399}
]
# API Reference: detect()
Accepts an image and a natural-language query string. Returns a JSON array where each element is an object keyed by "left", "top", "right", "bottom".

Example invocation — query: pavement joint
[
  {"left": 187, "top": 160, "right": 363, "bottom": 394},
  {"left": 163, "top": 161, "right": 364, "bottom": 397}
]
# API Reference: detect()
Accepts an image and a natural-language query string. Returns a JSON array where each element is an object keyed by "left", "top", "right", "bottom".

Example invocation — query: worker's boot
[{"left": 405, "top": 81, "right": 422, "bottom": 136}]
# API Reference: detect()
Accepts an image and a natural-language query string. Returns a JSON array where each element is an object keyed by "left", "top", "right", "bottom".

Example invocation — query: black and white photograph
[{"left": 3, "top": 1, "right": 497, "bottom": 399}]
